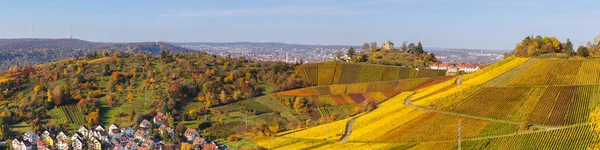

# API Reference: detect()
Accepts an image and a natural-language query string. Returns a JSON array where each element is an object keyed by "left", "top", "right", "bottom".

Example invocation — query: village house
[
  {"left": 89, "top": 137, "right": 103, "bottom": 150},
  {"left": 42, "top": 129, "right": 57, "bottom": 139},
  {"left": 134, "top": 130, "right": 146, "bottom": 141},
  {"left": 57, "top": 131, "right": 69, "bottom": 141},
  {"left": 184, "top": 128, "right": 199, "bottom": 142},
  {"left": 23, "top": 131, "right": 39, "bottom": 144},
  {"left": 193, "top": 137, "right": 205, "bottom": 147},
  {"left": 203, "top": 142, "right": 219, "bottom": 150},
  {"left": 78, "top": 126, "right": 89, "bottom": 137},
  {"left": 71, "top": 132, "right": 84, "bottom": 141},
  {"left": 95, "top": 125, "right": 106, "bottom": 132},
  {"left": 72, "top": 138, "right": 85, "bottom": 150},
  {"left": 12, "top": 138, "right": 32, "bottom": 150},
  {"left": 108, "top": 123, "right": 122, "bottom": 138},
  {"left": 57, "top": 139, "right": 69, "bottom": 150},
  {"left": 154, "top": 112, "right": 166, "bottom": 126},
  {"left": 141, "top": 138, "right": 155, "bottom": 148},
  {"left": 121, "top": 127, "right": 135, "bottom": 137},
  {"left": 112, "top": 144, "right": 125, "bottom": 150},
  {"left": 125, "top": 141, "right": 138, "bottom": 150},
  {"left": 37, "top": 140, "right": 50, "bottom": 150},
  {"left": 41, "top": 134, "right": 55, "bottom": 147},
  {"left": 139, "top": 119, "right": 152, "bottom": 129}
]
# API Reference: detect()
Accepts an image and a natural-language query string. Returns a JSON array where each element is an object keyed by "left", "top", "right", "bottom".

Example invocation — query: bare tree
[
  {"left": 362, "top": 43, "right": 370, "bottom": 53},
  {"left": 334, "top": 49, "right": 344, "bottom": 61},
  {"left": 401, "top": 41, "right": 408, "bottom": 52}
]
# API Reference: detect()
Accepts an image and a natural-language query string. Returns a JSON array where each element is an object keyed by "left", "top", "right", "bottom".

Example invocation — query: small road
[{"left": 340, "top": 117, "right": 358, "bottom": 142}]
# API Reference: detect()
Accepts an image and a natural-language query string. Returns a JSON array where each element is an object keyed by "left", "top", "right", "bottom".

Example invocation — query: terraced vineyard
[
  {"left": 250, "top": 57, "right": 599, "bottom": 149},
  {"left": 295, "top": 62, "right": 446, "bottom": 86},
  {"left": 274, "top": 78, "right": 431, "bottom": 97}
]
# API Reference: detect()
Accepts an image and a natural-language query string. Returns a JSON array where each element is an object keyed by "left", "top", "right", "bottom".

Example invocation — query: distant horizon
[{"left": 0, "top": 37, "right": 511, "bottom": 51}]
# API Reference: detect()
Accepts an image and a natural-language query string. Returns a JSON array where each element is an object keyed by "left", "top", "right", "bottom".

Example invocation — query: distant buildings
[
  {"left": 429, "top": 62, "right": 480, "bottom": 74},
  {"left": 382, "top": 40, "right": 395, "bottom": 51}
]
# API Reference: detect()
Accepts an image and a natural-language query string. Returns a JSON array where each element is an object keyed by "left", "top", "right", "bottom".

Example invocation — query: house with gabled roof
[
  {"left": 193, "top": 137, "right": 205, "bottom": 147},
  {"left": 139, "top": 119, "right": 151, "bottom": 129},
  {"left": 89, "top": 137, "right": 103, "bottom": 150},
  {"left": 57, "top": 138, "right": 69, "bottom": 150},
  {"left": 12, "top": 138, "right": 32, "bottom": 150},
  {"left": 57, "top": 131, "right": 69, "bottom": 140},
  {"left": 125, "top": 141, "right": 138, "bottom": 150},
  {"left": 153, "top": 112, "right": 166, "bottom": 126},
  {"left": 23, "top": 131, "right": 39, "bottom": 144},
  {"left": 78, "top": 126, "right": 89, "bottom": 137},
  {"left": 72, "top": 138, "right": 85, "bottom": 150},
  {"left": 121, "top": 127, "right": 135, "bottom": 137},
  {"left": 134, "top": 130, "right": 146, "bottom": 141},
  {"left": 184, "top": 128, "right": 199, "bottom": 142},
  {"left": 37, "top": 140, "right": 50, "bottom": 150},
  {"left": 202, "top": 142, "right": 218, "bottom": 150},
  {"left": 109, "top": 123, "right": 122, "bottom": 138}
]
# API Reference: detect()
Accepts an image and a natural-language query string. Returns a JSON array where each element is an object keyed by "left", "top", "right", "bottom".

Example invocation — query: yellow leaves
[
  {"left": 33, "top": 85, "right": 41, "bottom": 93},
  {"left": 127, "top": 93, "right": 134, "bottom": 102}
]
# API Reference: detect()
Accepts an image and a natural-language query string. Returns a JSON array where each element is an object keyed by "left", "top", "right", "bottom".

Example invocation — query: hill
[
  {"left": 249, "top": 57, "right": 599, "bottom": 149},
  {"left": 0, "top": 38, "right": 194, "bottom": 70},
  {"left": 0, "top": 51, "right": 308, "bottom": 142}
]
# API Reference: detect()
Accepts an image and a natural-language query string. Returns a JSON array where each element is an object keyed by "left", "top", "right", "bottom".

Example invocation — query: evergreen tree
[
  {"left": 347, "top": 47, "right": 356, "bottom": 58},
  {"left": 416, "top": 42, "right": 424, "bottom": 54},
  {"left": 564, "top": 38, "right": 575, "bottom": 56}
]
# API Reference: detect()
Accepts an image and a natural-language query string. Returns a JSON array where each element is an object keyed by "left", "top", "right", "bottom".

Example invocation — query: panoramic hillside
[
  {"left": 0, "top": 38, "right": 193, "bottom": 70},
  {"left": 248, "top": 54, "right": 600, "bottom": 149},
  {"left": 0, "top": 50, "right": 314, "bottom": 145}
]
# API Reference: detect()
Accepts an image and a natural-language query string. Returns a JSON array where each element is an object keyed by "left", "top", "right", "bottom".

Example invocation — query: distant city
[{"left": 174, "top": 42, "right": 508, "bottom": 65}]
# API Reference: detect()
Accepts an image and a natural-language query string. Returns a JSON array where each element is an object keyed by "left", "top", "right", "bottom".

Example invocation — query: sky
[{"left": 1, "top": 0, "right": 600, "bottom": 50}]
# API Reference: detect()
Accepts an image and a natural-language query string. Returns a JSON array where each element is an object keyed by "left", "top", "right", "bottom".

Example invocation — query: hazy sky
[{"left": 1, "top": 0, "right": 599, "bottom": 49}]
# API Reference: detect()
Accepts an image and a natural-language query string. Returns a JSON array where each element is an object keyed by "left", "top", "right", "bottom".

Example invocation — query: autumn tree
[
  {"left": 51, "top": 86, "right": 64, "bottom": 106},
  {"left": 333, "top": 49, "right": 343, "bottom": 61},
  {"left": 220, "top": 90, "right": 228, "bottom": 104},
  {"left": 577, "top": 46, "right": 589, "bottom": 57},
  {"left": 400, "top": 41, "right": 408, "bottom": 52},
  {"left": 362, "top": 43, "right": 370, "bottom": 53},
  {"left": 347, "top": 47, "right": 356, "bottom": 58}
]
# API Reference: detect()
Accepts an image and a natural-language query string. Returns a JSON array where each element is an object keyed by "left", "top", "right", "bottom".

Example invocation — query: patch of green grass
[
  {"left": 259, "top": 81, "right": 275, "bottom": 94},
  {"left": 219, "top": 138, "right": 259, "bottom": 150},
  {"left": 254, "top": 96, "right": 301, "bottom": 122},
  {"left": 10, "top": 122, "right": 32, "bottom": 136}
]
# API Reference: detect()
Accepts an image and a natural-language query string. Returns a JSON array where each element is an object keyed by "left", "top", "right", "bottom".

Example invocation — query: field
[
  {"left": 49, "top": 105, "right": 87, "bottom": 128},
  {"left": 274, "top": 78, "right": 430, "bottom": 97},
  {"left": 506, "top": 59, "right": 600, "bottom": 86},
  {"left": 249, "top": 57, "right": 600, "bottom": 149},
  {"left": 295, "top": 62, "right": 446, "bottom": 85}
]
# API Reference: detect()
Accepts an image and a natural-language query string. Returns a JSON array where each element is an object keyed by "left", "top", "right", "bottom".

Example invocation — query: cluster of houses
[
  {"left": 11, "top": 113, "right": 227, "bottom": 150},
  {"left": 429, "top": 62, "right": 480, "bottom": 74}
]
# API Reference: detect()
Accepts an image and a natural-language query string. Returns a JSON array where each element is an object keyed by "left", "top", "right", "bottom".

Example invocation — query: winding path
[{"left": 339, "top": 116, "right": 357, "bottom": 142}]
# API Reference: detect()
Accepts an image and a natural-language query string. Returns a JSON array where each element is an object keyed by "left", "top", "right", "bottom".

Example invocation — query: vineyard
[
  {"left": 506, "top": 59, "right": 600, "bottom": 86},
  {"left": 274, "top": 78, "right": 430, "bottom": 97},
  {"left": 250, "top": 57, "right": 600, "bottom": 149},
  {"left": 49, "top": 105, "right": 87, "bottom": 125},
  {"left": 295, "top": 62, "right": 446, "bottom": 85}
]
